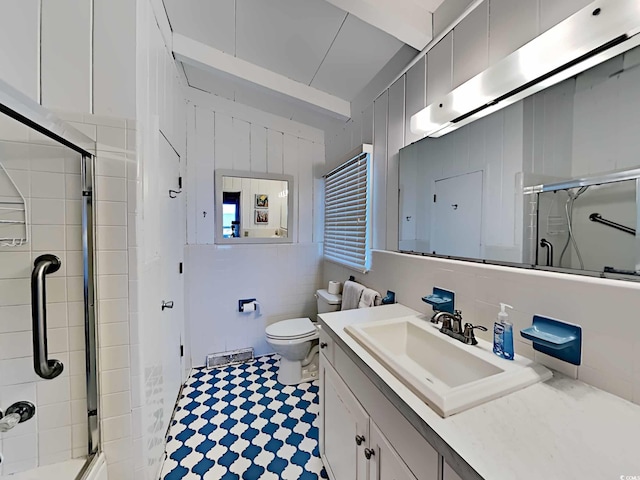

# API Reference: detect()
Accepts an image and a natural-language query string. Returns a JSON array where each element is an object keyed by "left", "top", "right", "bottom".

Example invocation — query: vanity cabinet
[
  {"left": 321, "top": 357, "right": 369, "bottom": 480},
  {"left": 320, "top": 350, "right": 439, "bottom": 480},
  {"left": 369, "top": 421, "right": 421, "bottom": 480}
]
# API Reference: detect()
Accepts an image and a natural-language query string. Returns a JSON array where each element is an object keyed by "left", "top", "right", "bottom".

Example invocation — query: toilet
[{"left": 265, "top": 289, "right": 342, "bottom": 385}]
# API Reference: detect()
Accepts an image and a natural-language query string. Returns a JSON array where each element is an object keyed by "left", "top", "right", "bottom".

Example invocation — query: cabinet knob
[
  {"left": 320, "top": 342, "right": 328, "bottom": 349},
  {"left": 355, "top": 435, "right": 365, "bottom": 446},
  {"left": 364, "top": 448, "right": 375, "bottom": 460}
]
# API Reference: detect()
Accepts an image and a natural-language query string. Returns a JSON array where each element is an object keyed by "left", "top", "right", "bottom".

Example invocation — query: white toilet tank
[{"left": 316, "top": 289, "right": 342, "bottom": 314}]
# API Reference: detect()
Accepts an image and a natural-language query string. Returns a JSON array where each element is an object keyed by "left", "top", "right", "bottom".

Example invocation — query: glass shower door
[{"left": 0, "top": 110, "right": 98, "bottom": 478}]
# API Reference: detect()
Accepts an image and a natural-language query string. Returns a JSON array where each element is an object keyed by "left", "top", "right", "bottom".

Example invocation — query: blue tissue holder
[
  {"left": 421, "top": 287, "right": 454, "bottom": 314},
  {"left": 520, "top": 315, "right": 582, "bottom": 365}
]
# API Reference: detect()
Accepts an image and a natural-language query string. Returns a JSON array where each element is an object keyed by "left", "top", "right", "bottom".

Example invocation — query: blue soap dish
[
  {"left": 421, "top": 287, "right": 454, "bottom": 314},
  {"left": 520, "top": 315, "right": 582, "bottom": 365}
]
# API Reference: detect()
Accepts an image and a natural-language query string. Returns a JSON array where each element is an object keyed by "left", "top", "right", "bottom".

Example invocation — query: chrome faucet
[
  {"left": 431, "top": 310, "right": 463, "bottom": 334},
  {"left": 431, "top": 310, "right": 486, "bottom": 345}
]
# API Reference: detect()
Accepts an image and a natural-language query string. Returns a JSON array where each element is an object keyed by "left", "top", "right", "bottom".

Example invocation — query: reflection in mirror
[
  {"left": 215, "top": 170, "right": 293, "bottom": 244},
  {"left": 399, "top": 45, "right": 640, "bottom": 279},
  {"left": 533, "top": 178, "right": 637, "bottom": 274}
]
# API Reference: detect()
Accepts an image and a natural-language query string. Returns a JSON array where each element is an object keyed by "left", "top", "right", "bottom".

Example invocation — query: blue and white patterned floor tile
[{"left": 160, "top": 354, "right": 326, "bottom": 480}]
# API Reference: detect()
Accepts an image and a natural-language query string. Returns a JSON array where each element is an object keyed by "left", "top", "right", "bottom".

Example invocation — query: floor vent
[{"left": 206, "top": 348, "right": 254, "bottom": 369}]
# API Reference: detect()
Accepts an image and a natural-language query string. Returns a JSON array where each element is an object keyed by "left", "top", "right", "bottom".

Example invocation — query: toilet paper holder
[{"left": 238, "top": 298, "right": 257, "bottom": 313}]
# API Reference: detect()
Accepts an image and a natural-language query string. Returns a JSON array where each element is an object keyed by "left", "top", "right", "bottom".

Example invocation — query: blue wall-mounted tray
[
  {"left": 520, "top": 315, "right": 582, "bottom": 365},
  {"left": 421, "top": 287, "right": 454, "bottom": 314}
]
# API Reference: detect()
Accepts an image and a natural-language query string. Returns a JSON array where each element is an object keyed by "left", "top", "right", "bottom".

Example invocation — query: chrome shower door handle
[{"left": 31, "top": 254, "right": 64, "bottom": 380}]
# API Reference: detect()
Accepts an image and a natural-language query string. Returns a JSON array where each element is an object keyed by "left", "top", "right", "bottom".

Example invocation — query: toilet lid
[{"left": 266, "top": 318, "right": 316, "bottom": 339}]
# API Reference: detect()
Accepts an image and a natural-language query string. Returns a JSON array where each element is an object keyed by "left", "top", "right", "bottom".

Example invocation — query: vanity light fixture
[{"left": 410, "top": 0, "right": 640, "bottom": 138}]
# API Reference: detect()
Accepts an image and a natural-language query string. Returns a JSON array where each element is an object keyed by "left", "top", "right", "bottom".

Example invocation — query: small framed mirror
[{"left": 215, "top": 170, "right": 293, "bottom": 244}]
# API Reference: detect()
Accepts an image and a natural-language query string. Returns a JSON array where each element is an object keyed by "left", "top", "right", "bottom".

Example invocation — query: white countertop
[{"left": 319, "top": 304, "right": 640, "bottom": 480}]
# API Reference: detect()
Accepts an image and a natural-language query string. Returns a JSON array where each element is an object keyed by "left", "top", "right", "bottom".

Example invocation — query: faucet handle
[{"left": 463, "top": 323, "right": 488, "bottom": 345}]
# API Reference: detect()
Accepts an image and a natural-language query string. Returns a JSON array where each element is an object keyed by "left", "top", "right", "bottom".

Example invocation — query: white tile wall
[
  {"left": 0, "top": 129, "right": 86, "bottom": 474},
  {"left": 325, "top": 250, "right": 640, "bottom": 406},
  {"left": 185, "top": 243, "right": 324, "bottom": 365},
  {"left": 89, "top": 116, "right": 133, "bottom": 480},
  {"left": 24, "top": 109, "right": 136, "bottom": 478}
]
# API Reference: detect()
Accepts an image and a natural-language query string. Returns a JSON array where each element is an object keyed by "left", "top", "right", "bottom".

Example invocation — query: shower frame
[{"left": 0, "top": 85, "right": 101, "bottom": 475}]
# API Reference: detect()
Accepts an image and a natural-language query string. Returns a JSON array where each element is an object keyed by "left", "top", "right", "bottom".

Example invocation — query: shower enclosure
[
  {"left": 0, "top": 96, "right": 99, "bottom": 478},
  {"left": 526, "top": 169, "right": 640, "bottom": 276}
]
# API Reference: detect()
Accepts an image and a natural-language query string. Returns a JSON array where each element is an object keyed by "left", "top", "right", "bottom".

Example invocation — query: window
[
  {"left": 222, "top": 192, "right": 240, "bottom": 238},
  {"left": 323, "top": 151, "right": 371, "bottom": 272}
]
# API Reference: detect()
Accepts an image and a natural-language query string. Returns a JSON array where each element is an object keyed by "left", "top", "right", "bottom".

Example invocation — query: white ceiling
[{"left": 164, "top": 0, "right": 435, "bottom": 125}]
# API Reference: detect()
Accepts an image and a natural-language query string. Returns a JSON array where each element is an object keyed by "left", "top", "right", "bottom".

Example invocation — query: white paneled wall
[
  {"left": 426, "top": 32, "right": 453, "bottom": 105},
  {"left": 184, "top": 91, "right": 325, "bottom": 365},
  {"left": 387, "top": 77, "right": 405, "bottom": 251},
  {"left": 41, "top": 0, "right": 91, "bottom": 112},
  {"left": 0, "top": 0, "right": 136, "bottom": 118},
  {"left": 186, "top": 100, "right": 323, "bottom": 246},
  {"left": 326, "top": 250, "right": 640, "bottom": 405},
  {"left": 372, "top": 91, "right": 389, "bottom": 251},
  {"left": 404, "top": 57, "right": 426, "bottom": 146},
  {"left": 452, "top": 0, "right": 488, "bottom": 89},
  {"left": 0, "top": 0, "right": 39, "bottom": 101}
]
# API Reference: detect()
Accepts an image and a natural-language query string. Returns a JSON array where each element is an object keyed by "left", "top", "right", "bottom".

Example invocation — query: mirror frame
[{"left": 214, "top": 169, "right": 294, "bottom": 244}]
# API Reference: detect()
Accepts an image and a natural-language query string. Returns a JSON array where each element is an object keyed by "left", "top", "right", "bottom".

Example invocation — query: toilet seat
[{"left": 265, "top": 317, "right": 318, "bottom": 341}]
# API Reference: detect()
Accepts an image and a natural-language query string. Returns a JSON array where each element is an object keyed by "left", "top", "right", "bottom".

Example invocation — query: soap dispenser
[{"left": 493, "top": 303, "right": 514, "bottom": 360}]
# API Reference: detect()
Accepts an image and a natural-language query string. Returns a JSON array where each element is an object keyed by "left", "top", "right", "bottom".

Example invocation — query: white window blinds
[{"left": 323, "top": 152, "right": 371, "bottom": 272}]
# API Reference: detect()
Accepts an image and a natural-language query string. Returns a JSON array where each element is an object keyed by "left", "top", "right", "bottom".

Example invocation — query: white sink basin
[{"left": 345, "top": 315, "right": 552, "bottom": 417}]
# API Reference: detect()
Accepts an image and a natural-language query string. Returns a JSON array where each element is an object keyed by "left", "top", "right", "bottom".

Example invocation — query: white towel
[
  {"left": 341, "top": 281, "right": 366, "bottom": 310},
  {"left": 358, "top": 288, "right": 381, "bottom": 309}
]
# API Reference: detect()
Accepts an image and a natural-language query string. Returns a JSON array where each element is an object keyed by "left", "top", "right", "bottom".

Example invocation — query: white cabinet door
[
  {"left": 368, "top": 421, "right": 418, "bottom": 480},
  {"left": 321, "top": 359, "right": 369, "bottom": 480}
]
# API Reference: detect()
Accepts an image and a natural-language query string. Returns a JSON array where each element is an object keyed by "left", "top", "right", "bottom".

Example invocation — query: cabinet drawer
[{"left": 319, "top": 326, "right": 334, "bottom": 365}]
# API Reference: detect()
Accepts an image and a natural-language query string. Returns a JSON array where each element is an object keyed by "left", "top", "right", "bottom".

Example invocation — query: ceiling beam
[
  {"left": 324, "top": 0, "right": 433, "bottom": 50},
  {"left": 173, "top": 33, "right": 351, "bottom": 121}
]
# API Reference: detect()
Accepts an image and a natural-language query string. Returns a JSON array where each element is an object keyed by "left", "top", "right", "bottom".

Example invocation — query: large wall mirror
[
  {"left": 399, "top": 43, "right": 640, "bottom": 280},
  {"left": 215, "top": 170, "right": 293, "bottom": 244}
]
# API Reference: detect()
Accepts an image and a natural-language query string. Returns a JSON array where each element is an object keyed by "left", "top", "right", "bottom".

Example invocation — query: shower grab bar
[
  {"left": 31, "top": 254, "right": 64, "bottom": 380},
  {"left": 540, "top": 238, "right": 554, "bottom": 267},
  {"left": 589, "top": 213, "right": 636, "bottom": 236}
]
